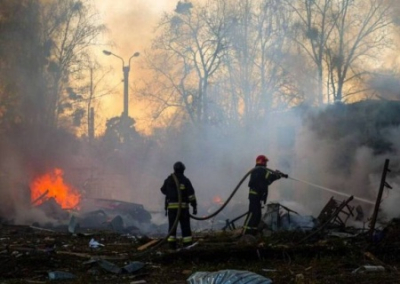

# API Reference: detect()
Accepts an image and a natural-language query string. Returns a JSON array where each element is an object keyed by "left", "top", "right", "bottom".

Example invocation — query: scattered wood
[
  {"left": 364, "top": 251, "right": 399, "bottom": 274},
  {"left": 137, "top": 239, "right": 159, "bottom": 251},
  {"left": 29, "top": 226, "right": 55, "bottom": 232},
  {"left": 57, "top": 251, "right": 129, "bottom": 260},
  {"left": 4, "top": 245, "right": 54, "bottom": 254},
  {"left": 31, "top": 189, "right": 49, "bottom": 205},
  {"left": 297, "top": 196, "right": 354, "bottom": 244},
  {"left": 56, "top": 251, "right": 92, "bottom": 258}
]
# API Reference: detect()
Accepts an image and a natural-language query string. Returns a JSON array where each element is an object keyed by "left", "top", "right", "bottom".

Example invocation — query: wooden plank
[
  {"left": 57, "top": 251, "right": 128, "bottom": 260},
  {"left": 137, "top": 239, "right": 159, "bottom": 251},
  {"left": 31, "top": 189, "right": 49, "bottom": 205},
  {"left": 56, "top": 251, "right": 92, "bottom": 258}
]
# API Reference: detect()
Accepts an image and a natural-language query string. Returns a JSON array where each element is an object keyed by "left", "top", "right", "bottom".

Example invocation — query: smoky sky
[
  {"left": 95, "top": 0, "right": 178, "bottom": 128},
  {"left": 96, "top": 0, "right": 176, "bottom": 52}
]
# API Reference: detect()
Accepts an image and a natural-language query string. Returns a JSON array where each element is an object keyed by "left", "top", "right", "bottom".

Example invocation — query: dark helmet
[
  {"left": 173, "top": 161, "right": 186, "bottom": 173},
  {"left": 256, "top": 155, "right": 269, "bottom": 166}
]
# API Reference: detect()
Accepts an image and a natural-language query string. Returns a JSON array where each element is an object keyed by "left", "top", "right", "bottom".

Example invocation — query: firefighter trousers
[
  {"left": 167, "top": 208, "right": 193, "bottom": 249},
  {"left": 243, "top": 197, "right": 262, "bottom": 236}
]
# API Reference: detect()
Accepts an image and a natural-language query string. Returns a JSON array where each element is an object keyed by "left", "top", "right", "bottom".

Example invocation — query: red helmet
[{"left": 256, "top": 155, "right": 268, "bottom": 165}]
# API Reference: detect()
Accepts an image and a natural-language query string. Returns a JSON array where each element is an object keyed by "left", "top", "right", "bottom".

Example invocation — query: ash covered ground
[{"left": 1, "top": 198, "right": 400, "bottom": 284}]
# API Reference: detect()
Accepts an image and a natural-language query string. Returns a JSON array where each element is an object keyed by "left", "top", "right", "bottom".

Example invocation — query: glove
[
  {"left": 192, "top": 207, "right": 197, "bottom": 215},
  {"left": 275, "top": 170, "right": 288, "bottom": 179}
]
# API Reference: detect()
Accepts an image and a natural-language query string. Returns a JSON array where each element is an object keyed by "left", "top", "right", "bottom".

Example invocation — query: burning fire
[
  {"left": 30, "top": 168, "right": 81, "bottom": 209},
  {"left": 213, "top": 195, "right": 224, "bottom": 205}
]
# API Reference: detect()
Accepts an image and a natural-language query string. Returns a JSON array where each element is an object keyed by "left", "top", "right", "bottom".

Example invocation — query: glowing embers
[{"left": 30, "top": 168, "right": 80, "bottom": 209}]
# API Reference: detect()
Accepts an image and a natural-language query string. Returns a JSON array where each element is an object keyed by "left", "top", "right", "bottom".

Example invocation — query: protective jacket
[
  {"left": 248, "top": 166, "right": 281, "bottom": 203},
  {"left": 161, "top": 173, "right": 197, "bottom": 209}
]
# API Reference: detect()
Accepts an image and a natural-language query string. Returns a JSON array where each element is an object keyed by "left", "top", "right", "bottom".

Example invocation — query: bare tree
[
  {"left": 285, "top": 0, "right": 394, "bottom": 104},
  {"left": 143, "top": 0, "right": 296, "bottom": 130},
  {"left": 223, "top": 0, "right": 293, "bottom": 126},
  {"left": 40, "top": 0, "right": 105, "bottom": 126},
  {"left": 143, "top": 0, "right": 232, "bottom": 128},
  {"left": 68, "top": 56, "right": 116, "bottom": 139},
  {"left": 0, "top": 0, "right": 48, "bottom": 129},
  {"left": 285, "top": 0, "right": 339, "bottom": 105},
  {"left": 0, "top": 0, "right": 105, "bottom": 131},
  {"left": 326, "top": 0, "right": 393, "bottom": 102}
]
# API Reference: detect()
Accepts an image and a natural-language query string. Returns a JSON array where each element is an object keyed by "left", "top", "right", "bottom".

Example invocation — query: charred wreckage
[{"left": 0, "top": 159, "right": 399, "bottom": 283}]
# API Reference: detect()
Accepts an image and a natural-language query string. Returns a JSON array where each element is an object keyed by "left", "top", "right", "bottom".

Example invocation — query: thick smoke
[
  {"left": 2, "top": 0, "right": 400, "bottom": 233},
  {"left": 6, "top": 97, "right": 400, "bottom": 229},
  {"left": 124, "top": 101, "right": 400, "bottom": 228},
  {"left": 0, "top": 126, "right": 84, "bottom": 224},
  {"left": 368, "top": 72, "right": 400, "bottom": 100},
  {"left": 288, "top": 102, "right": 400, "bottom": 221}
]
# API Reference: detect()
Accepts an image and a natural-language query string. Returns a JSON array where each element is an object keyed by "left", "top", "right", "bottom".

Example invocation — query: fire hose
[
  {"left": 134, "top": 167, "right": 259, "bottom": 257},
  {"left": 133, "top": 174, "right": 183, "bottom": 258},
  {"left": 189, "top": 167, "right": 257, "bottom": 220},
  {"left": 136, "top": 167, "right": 373, "bottom": 257},
  {"left": 135, "top": 167, "right": 291, "bottom": 257},
  {"left": 187, "top": 171, "right": 375, "bottom": 222}
]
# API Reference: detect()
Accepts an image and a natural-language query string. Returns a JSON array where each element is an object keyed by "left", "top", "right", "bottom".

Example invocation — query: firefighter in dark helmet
[
  {"left": 243, "top": 155, "right": 288, "bottom": 236},
  {"left": 161, "top": 161, "right": 197, "bottom": 250}
]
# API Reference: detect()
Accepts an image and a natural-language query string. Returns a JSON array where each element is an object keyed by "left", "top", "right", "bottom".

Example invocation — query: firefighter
[
  {"left": 243, "top": 155, "right": 288, "bottom": 236},
  {"left": 161, "top": 161, "right": 197, "bottom": 250}
]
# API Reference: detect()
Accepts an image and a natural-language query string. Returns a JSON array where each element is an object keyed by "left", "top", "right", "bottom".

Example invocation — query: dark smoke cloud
[
  {"left": 94, "top": 99, "right": 400, "bottom": 228},
  {"left": 368, "top": 72, "right": 400, "bottom": 101},
  {"left": 290, "top": 101, "right": 400, "bottom": 220}
]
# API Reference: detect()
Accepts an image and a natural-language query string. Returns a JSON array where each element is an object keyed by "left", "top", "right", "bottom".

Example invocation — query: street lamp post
[{"left": 102, "top": 50, "right": 140, "bottom": 118}]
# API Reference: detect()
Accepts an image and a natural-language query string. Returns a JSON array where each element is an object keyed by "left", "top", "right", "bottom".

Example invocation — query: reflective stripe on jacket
[
  {"left": 161, "top": 172, "right": 197, "bottom": 208},
  {"left": 167, "top": 202, "right": 189, "bottom": 209},
  {"left": 248, "top": 166, "right": 280, "bottom": 200}
]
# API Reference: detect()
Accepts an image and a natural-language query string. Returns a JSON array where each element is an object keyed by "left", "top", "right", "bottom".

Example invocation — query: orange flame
[
  {"left": 30, "top": 168, "right": 81, "bottom": 209},
  {"left": 213, "top": 195, "right": 224, "bottom": 205}
]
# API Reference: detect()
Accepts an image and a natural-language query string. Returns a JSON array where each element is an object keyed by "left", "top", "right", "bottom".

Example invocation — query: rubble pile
[
  {"left": 1, "top": 212, "right": 400, "bottom": 284},
  {"left": 1, "top": 171, "right": 400, "bottom": 284}
]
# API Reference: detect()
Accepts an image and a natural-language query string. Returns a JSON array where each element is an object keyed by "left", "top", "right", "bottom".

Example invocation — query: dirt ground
[{"left": 1, "top": 223, "right": 400, "bottom": 284}]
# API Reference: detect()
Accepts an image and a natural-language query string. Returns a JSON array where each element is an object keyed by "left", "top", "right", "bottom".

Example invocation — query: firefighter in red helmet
[
  {"left": 243, "top": 155, "right": 288, "bottom": 236},
  {"left": 161, "top": 161, "right": 197, "bottom": 250}
]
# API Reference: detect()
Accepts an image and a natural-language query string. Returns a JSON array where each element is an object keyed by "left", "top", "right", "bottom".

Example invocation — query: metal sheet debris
[
  {"left": 48, "top": 271, "right": 76, "bottom": 280},
  {"left": 352, "top": 265, "right": 385, "bottom": 274},
  {"left": 187, "top": 269, "right": 273, "bottom": 284}
]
